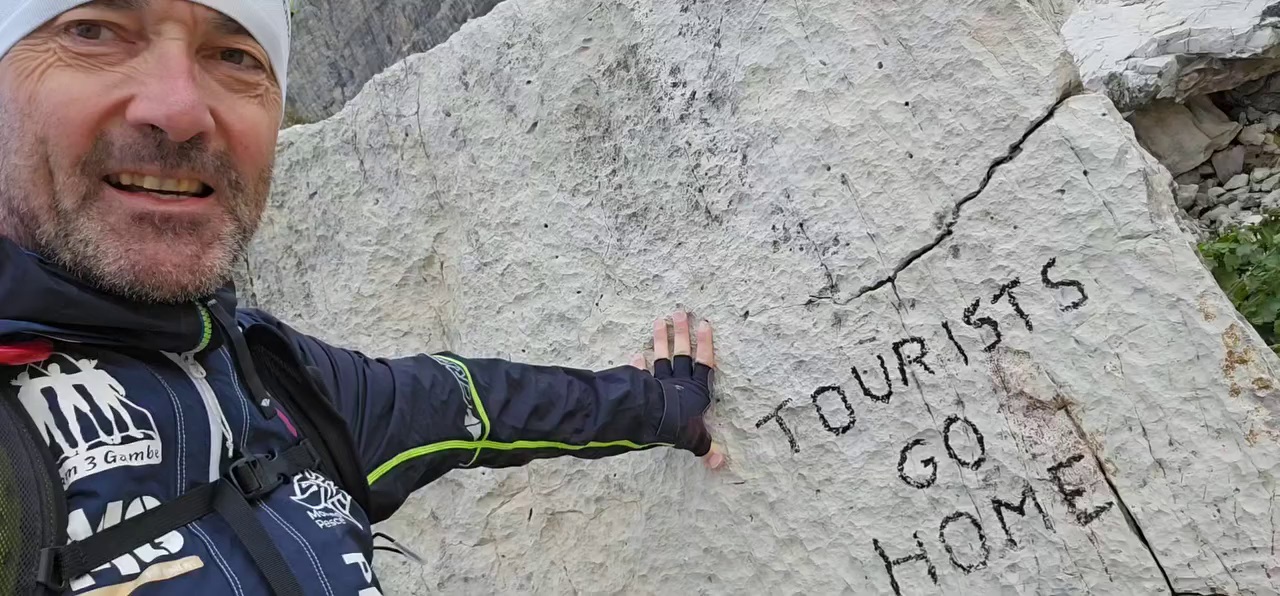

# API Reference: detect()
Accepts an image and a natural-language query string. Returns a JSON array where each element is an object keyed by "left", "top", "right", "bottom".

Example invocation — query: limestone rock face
[
  {"left": 247, "top": 0, "right": 1280, "bottom": 593},
  {"left": 1063, "top": 0, "right": 1280, "bottom": 112}
]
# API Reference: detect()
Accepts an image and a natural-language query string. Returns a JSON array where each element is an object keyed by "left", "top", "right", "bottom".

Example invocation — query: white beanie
[{"left": 0, "top": 0, "right": 291, "bottom": 98}]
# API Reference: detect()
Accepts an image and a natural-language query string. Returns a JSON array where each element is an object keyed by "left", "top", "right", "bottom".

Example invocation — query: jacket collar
[{"left": 0, "top": 237, "right": 233, "bottom": 353}]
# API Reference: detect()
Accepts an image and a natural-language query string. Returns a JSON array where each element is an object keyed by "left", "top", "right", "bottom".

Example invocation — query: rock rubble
[{"left": 1147, "top": 83, "right": 1280, "bottom": 235}]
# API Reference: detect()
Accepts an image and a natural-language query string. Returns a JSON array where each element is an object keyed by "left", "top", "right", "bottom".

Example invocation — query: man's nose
[{"left": 123, "top": 47, "right": 215, "bottom": 143}]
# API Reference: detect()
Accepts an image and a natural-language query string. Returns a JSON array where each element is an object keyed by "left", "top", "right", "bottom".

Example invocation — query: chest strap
[{"left": 37, "top": 440, "right": 323, "bottom": 596}]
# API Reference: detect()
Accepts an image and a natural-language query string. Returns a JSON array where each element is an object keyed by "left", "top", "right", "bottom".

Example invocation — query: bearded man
[{"left": 0, "top": 1, "right": 721, "bottom": 593}]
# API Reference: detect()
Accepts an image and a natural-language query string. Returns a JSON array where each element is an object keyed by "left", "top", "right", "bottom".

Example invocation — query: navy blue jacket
[{"left": 0, "top": 238, "right": 698, "bottom": 594}]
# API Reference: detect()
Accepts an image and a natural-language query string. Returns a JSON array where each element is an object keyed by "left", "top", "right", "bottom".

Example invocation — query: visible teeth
[{"left": 110, "top": 173, "right": 205, "bottom": 195}]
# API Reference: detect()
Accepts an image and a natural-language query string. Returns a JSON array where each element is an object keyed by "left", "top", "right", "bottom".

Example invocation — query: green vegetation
[{"left": 1199, "top": 213, "right": 1280, "bottom": 354}]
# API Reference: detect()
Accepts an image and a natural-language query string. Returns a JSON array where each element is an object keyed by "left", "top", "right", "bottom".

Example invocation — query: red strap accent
[
  {"left": 276, "top": 408, "right": 299, "bottom": 438},
  {"left": 0, "top": 339, "right": 54, "bottom": 365}
]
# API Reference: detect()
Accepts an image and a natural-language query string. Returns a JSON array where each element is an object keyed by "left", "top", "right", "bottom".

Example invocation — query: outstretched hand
[{"left": 629, "top": 311, "right": 725, "bottom": 470}]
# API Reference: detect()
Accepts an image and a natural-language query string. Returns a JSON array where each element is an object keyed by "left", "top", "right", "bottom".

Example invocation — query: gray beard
[
  {"left": 39, "top": 206, "right": 253, "bottom": 304},
  {"left": 0, "top": 112, "right": 269, "bottom": 304}
]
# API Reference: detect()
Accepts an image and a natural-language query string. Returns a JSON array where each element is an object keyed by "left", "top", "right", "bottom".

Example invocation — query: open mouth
[{"left": 104, "top": 173, "right": 214, "bottom": 199}]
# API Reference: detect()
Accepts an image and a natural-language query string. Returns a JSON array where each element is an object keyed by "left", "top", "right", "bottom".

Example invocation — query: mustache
[{"left": 78, "top": 129, "right": 245, "bottom": 196}]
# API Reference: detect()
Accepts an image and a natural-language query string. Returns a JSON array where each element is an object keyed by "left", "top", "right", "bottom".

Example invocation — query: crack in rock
[
  {"left": 1060, "top": 404, "right": 1222, "bottom": 596},
  {"left": 1090, "top": 448, "right": 1178, "bottom": 594},
  {"left": 819, "top": 93, "right": 1072, "bottom": 305}
]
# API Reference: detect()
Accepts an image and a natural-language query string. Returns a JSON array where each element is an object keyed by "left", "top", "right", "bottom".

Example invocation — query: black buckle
[
  {"left": 227, "top": 440, "right": 321, "bottom": 500},
  {"left": 228, "top": 452, "right": 282, "bottom": 500},
  {"left": 36, "top": 547, "right": 66, "bottom": 590}
]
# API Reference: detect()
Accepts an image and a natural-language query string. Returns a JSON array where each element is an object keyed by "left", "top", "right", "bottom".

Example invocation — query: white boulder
[
  {"left": 244, "top": 0, "right": 1280, "bottom": 593},
  {"left": 1063, "top": 0, "right": 1280, "bottom": 112}
]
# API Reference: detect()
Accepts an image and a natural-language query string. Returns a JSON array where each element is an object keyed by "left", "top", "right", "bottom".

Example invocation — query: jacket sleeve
[{"left": 239, "top": 310, "right": 688, "bottom": 519}]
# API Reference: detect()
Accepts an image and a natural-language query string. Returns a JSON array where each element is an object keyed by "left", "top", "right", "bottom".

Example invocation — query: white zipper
[{"left": 166, "top": 351, "right": 234, "bottom": 482}]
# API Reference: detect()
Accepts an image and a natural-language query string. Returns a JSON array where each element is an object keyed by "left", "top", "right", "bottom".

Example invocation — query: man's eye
[
  {"left": 219, "top": 49, "right": 264, "bottom": 70},
  {"left": 68, "top": 22, "right": 108, "bottom": 41}
]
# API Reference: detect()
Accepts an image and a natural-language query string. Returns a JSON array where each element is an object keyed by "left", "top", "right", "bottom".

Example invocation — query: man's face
[{"left": 0, "top": 0, "right": 282, "bottom": 303}]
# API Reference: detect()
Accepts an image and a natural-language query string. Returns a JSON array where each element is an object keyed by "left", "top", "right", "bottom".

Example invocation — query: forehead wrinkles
[
  {"left": 210, "top": 12, "right": 249, "bottom": 36},
  {"left": 81, "top": 0, "right": 274, "bottom": 80},
  {"left": 89, "top": 0, "right": 151, "bottom": 9},
  {"left": 85, "top": 0, "right": 254, "bottom": 39}
]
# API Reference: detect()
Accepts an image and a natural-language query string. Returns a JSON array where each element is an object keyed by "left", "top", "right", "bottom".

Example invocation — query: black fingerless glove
[{"left": 654, "top": 355, "right": 713, "bottom": 456}]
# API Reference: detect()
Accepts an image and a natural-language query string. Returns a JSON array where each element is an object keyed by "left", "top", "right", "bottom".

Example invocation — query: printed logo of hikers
[
  {"left": 291, "top": 470, "right": 359, "bottom": 529},
  {"left": 12, "top": 355, "right": 162, "bottom": 488}
]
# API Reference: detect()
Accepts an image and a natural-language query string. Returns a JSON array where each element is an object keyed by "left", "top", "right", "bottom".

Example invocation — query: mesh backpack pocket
[{"left": 0, "top": 389, "right": 66, "bottom": 595}]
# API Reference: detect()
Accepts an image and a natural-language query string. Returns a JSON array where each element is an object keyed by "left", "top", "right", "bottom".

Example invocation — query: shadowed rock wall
[{"left": 286, "top": 0, "right": 505, "bottom": 122}]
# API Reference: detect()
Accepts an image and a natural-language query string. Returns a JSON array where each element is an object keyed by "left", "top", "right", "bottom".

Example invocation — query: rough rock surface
[
  {"left": 1229, "top": 70, "right": 1280, "bottom": 112},
  {"left": 1063, "top": 0, "right": 1280, "bottom": 112},
  {"left": 1127, "top": 97, "right": 1241, "bottom": 175},
  {"left": 285, "top": 0, "right": 505, "bottom": 123},
  {"left": 245, "top": 0, "right": 1280, "bottom": 592},
  {"left": 1024, "top": 0, "right": 1097, "bottom": 32}
]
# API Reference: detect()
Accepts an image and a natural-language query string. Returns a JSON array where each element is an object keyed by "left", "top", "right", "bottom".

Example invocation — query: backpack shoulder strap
[
  {"left": 243, "top": 326, "right": 373, "bottom": 518},
  {"left": 37, "top": 441, "right": 320, "bottom": 595},
  {"left": 2, "top": 328, "right": 353, "bottom": 594}
]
